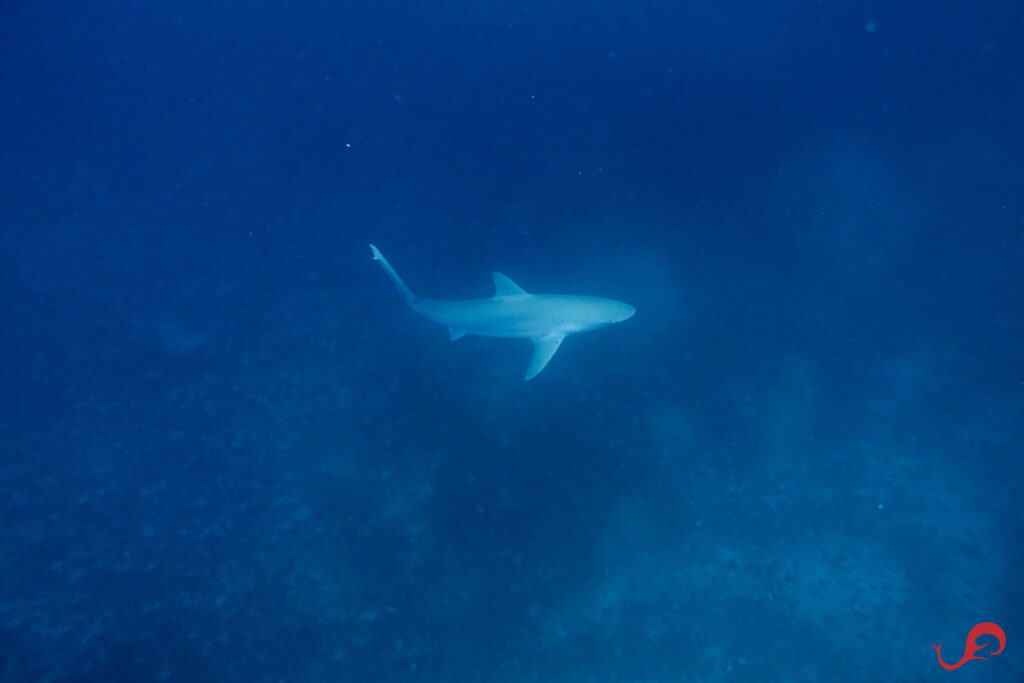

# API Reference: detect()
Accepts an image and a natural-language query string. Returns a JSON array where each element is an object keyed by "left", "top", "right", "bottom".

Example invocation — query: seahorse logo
[{"left": 931, "top": 622, "right": 1006, "bottom": 670}]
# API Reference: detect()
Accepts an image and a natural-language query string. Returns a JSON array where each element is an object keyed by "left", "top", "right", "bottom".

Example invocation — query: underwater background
[{"left": 2, "top": 1, "right": 1022, "bottom": 681}]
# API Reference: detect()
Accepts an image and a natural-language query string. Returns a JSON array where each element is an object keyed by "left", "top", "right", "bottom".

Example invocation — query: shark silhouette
[{"left": 370, "top": 244, "right": 635, "bottom": 380}]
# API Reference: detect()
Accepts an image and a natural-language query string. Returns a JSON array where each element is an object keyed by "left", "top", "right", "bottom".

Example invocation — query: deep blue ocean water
[{"left": 2, "top": 2, "right": 1022, "bottom": 681}]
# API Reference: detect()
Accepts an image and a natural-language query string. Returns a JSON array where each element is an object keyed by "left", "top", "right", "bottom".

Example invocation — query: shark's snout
[{"left": 614, "top": 302, "right": 636, "bottom": 322}]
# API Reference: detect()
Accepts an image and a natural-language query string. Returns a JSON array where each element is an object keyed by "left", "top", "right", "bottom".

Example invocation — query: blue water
[{"left": 2, "top": 2, "right": 1021, "bottom": 681}]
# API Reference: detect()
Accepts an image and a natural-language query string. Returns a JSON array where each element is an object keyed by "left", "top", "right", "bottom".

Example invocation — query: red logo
[{"left": 931, "top": 622, "right": 1006, "bottom": 670}]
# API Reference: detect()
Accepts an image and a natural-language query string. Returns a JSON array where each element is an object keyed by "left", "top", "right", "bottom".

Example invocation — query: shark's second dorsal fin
[{"left": 492, "top": 272, "right": 529, "bottom": 297}]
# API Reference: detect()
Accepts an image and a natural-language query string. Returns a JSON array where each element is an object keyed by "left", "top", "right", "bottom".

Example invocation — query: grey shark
[{"left": 370, "top": 244, "right": 635, "bottom": 380}]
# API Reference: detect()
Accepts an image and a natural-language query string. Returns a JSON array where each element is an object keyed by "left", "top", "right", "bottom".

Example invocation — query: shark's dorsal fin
[
  {"left": 492, "top": 272, "right": 529, "bottom": 297},
  {"left": 524, "top": 333, "right": 565, "bottom": 381}
]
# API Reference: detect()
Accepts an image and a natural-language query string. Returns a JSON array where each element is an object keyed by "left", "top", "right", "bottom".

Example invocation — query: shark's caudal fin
[{"left": 369, "top": 244, "right": 416, "bottom": 304}]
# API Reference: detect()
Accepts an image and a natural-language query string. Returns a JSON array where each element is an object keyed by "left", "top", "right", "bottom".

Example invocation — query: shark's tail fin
[{"left": 369, "top": 244, "right": 417, "bottom": 305}]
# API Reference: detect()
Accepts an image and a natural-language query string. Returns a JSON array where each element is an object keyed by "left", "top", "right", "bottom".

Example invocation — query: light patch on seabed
[
  {"left": 772, "top": 536, "right": 910, "bottom": 625},
  {"left": 136, "top": 307, "right": 210, "bottom": 356},
  {"left": 771, "top": 138, "right": 929, "bottom": 279},
  {"left": 647, "top": 405, "right": 698, "bottom": 461},
  {"left": 527, "top": 337, "right": 1019, "bottom": 679}
]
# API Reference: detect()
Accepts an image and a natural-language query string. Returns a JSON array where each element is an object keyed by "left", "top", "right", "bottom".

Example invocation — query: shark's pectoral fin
[
  {"left": 449, "top": 328, "right": 466, "bottom": 341},
  {"left": 524, "top": 333, "right": 565, "bottom": 381}
]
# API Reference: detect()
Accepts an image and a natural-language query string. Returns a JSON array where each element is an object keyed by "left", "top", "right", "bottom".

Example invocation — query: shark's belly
[{"left": 417, "top": 298, "right": 552, "bottom": 338}]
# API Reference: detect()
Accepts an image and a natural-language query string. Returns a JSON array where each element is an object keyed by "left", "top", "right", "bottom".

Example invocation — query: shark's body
[{"left": 370, "top": 244, "right": 635, "bottom": 380}]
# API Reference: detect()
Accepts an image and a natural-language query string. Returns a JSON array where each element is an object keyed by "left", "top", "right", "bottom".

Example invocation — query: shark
[{"left": 370, "top": 244, "right": 635, "bottom": 380}]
